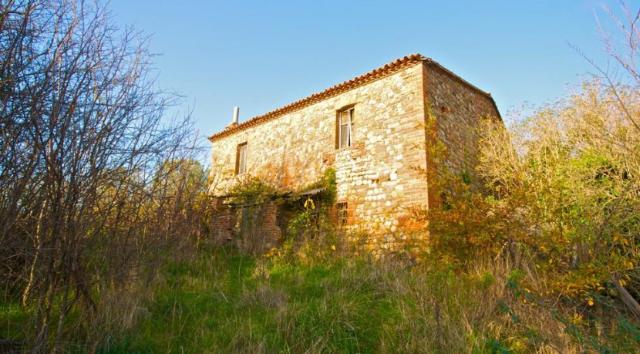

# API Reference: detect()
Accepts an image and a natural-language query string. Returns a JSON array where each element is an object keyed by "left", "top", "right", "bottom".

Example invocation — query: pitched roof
[{"left": 209, "top": 54, "right": 498, "bottom": 141}]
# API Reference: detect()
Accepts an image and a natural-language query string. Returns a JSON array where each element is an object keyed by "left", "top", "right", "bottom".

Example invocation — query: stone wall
[
  {"left": 424, "top": 62, "right": 502, "bottom": 206},
  {"left": 210, "top": 63, "right": 429, "bottom": 242},
  {"left": 208, "top": 58, "right": 501, "bottom": 251}
]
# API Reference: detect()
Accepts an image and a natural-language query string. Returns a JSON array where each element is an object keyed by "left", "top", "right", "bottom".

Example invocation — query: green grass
[
  {"left": 0, "top": 300, "right": 28, "bottom": 341},
  {"left": 99, "top": 249, "right": 403, "bottom": 353},
  {"left": 3, "top": 246, "right": 638, "bottom": 353}
]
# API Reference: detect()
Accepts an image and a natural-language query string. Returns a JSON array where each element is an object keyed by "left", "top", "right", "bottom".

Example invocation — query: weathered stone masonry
[{"left": 208, "top": 54, "right": 501, "bottom": 250}]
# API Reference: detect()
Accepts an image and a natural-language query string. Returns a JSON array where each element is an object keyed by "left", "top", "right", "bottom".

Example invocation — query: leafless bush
[{"left": 0, "top": 0, "right": 209, "bottom": 350}]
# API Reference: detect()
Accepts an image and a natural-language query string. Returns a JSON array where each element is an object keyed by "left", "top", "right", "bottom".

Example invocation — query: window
[
  {"left": 336, "top": 106, "right": 354, "bottom": 149},
  {"left": 336, "top": 202, "right": 348, "bottom": 226},
  {"left": 236, "top": 142, "right": 247, "bottom": 175}
]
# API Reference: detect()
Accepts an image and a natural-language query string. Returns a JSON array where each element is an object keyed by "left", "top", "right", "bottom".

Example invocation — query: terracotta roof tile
[{"left": 208, "top": 54, "right": 498, "bottom": 141}]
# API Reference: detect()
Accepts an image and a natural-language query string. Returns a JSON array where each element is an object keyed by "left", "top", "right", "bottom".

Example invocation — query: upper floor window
[
  {"left": 337, "top": 106, "right": 354, "bottom": 149},
  {"left": 236, "top": 142, "right": 247, "bottom": 175}
]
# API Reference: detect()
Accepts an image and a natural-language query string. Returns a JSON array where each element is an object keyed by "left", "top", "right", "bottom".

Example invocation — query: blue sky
[{"left": 109, "top": 0, "right": 620, "bottom": 142}]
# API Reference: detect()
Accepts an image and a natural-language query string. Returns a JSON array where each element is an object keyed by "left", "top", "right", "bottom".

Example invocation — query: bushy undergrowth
[
  {"left": 427, "top": 82, "right": 640, "bottom": 323},
  {"left": 4, "top": 81, "right": 639, "bottom": 352},
  {"left": 82, "top": 244, "right": 636, "bottom": 353},
  {"left": 2, "top": 2, "right": 640, "bottom": 352}
]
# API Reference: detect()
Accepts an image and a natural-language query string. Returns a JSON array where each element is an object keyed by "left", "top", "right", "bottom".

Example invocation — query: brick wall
[
  {"left": 211, "top": 198, "right": 282, "bottom": 254},
  {"left": 211, "top": 197, "right": 233, "bottom": 244}
]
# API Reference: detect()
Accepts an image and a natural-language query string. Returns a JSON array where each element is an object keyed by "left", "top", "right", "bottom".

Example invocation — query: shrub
[{"left": 428, "top": 81, "right": 640, "bottom": 322}]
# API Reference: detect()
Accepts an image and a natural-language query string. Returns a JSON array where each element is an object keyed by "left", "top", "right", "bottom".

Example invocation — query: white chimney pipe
[{"left": 232, "top": 106, "right": 240, "bottom": 124}]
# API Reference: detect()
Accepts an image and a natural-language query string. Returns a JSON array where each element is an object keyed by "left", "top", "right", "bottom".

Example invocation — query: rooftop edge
[{"left": 209, "top": 54, "right": 499, "bottom": 142}]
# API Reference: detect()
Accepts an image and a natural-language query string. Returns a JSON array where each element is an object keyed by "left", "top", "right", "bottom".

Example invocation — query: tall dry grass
[{"left": 94, "top": 239, "right": 639, "bottom": 353}]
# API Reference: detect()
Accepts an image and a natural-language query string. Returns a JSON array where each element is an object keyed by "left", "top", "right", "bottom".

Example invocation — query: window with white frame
[{"left": 337, "top": 106, "right": 354, "bottom": 149}]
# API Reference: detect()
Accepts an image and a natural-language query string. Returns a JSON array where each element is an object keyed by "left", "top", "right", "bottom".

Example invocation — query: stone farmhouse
[{"left": 208, "top": 54, "right": 501, "bottom": 251}]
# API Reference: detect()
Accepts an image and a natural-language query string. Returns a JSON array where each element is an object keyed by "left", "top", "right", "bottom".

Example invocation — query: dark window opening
[
  {"left": 336, "top": 202, "right": 348, "bottom": 226},
  {"left": 236, "top": 142, "right": 247, "bottom": 175}
]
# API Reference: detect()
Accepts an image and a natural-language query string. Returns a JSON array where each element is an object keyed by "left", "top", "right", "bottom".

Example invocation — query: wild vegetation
[
  {"left": 0, "top": 1, "right": 211, "bottom": 351},
  {"left": 1, "top": 0, "right": 640, "bottom": 353},
  {"left": 94, "top": 73, "right": 640, "bottom": 352},
  {"left": 91, "top": 245, "right": 638, "bottom": 353}
]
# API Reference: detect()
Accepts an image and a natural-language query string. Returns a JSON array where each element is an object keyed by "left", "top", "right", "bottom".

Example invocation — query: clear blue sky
[{"left": 109, "top": 0, "right": 620, "bottom": 143}]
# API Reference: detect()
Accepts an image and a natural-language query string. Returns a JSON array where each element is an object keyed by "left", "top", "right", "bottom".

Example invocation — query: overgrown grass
[
  {"left": 98, "top": 248, "right": 396, "bottom": 353},
  {"left": 89, "top": 245, "right": 639, "bottom": 353},
  {"left": 0, "top": 300, "right": 28, "bottom": 341}
]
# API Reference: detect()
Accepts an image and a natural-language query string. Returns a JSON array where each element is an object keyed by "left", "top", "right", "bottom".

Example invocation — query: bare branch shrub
[{"left": 0, "top": 0, "right": 210, "bottom": 350}]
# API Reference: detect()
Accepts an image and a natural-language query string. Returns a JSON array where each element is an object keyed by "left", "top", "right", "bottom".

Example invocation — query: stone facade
[{"left": 208, "top": 54, "right": 500, "bottom": 250}]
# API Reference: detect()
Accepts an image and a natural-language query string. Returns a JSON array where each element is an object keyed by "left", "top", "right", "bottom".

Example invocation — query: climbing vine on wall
[{"left": 226, "top": 177, "right": 279, "bottom": 205}]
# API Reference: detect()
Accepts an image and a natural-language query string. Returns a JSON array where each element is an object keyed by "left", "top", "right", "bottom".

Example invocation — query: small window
[
  {"left": 336, "top": 202, "right": 348, "bottom": 226},
  {"left": 236, "top": 142, "right": 247, "bottom": 175},
  {"left": 336, "top": 106, "right": 354, "bottom": 149}
]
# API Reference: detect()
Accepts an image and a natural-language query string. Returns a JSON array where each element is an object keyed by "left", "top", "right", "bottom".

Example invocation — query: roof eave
[{"left": 208, "top": 53, "right": 501, "bottom": 141}]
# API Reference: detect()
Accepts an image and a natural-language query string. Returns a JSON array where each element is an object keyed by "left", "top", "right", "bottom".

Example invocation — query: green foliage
[
  {"left": 226, "top": 169, "right": 336, "bottom": 209},
  {"left": 429, "top": 82, "right": 640, "bottom": 313},
  {"left": 0, "top": 300, "right": 28, "bottom": 341},
  {"left": 97, "top": 248, "right": 397, "bottom": 353},
  {"left": 320, "top": 167, "right": 337, "bottom": 204},
  {"left": 89, "top": 245, "right": 638, "bottom": 353},
  {"left": 295, "top": 167, "right": 337, "bottom": 205},
  {"left": 3, "top": 243, "right": 638, "bottom": 353},
  {"left": 227, "top": 177, "right": 279, "bottom": 205},
  {"left": 285, "top": 206, "right": 315, "bottom": 238},
  {"left": 284, "top": 167, "right": 338, "bottom": 246}
]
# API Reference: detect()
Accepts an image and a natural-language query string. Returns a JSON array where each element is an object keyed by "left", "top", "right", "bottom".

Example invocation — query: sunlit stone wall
[{"left": 209, "top": 61, "right": 500, "bottom": 251}]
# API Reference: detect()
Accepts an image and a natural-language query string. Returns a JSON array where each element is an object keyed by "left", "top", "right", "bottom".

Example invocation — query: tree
[{"left": 0, "top": 0, "right": 205, "bottom": 350}]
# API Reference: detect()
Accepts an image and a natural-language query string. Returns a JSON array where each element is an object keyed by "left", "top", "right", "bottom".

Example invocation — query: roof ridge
[{"left": 209, "top": 54, "right": 496, "bottom": 141}]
